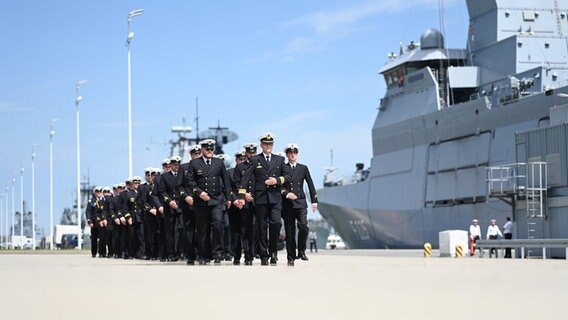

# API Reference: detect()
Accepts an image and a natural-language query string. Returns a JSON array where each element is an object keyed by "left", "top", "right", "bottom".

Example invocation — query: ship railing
[
  {"left": 486, "top": 163, "right": 527, "bottom": 197},
  {"left": 475, "top": 238, "right": 568, "bottom": 260}
]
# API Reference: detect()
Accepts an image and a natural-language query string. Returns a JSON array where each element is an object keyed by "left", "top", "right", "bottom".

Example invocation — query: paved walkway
[{"left": 0, "top": 250, "right": 566, "bottom": 319}]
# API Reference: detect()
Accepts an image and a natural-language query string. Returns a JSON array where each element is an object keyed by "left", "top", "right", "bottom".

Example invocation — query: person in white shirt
[
  {"left": 486, "top": 219, "right": 503, "bottom": 258},
  {"left": 503, "top": 217, "right": 513, "bottom": 258},
  {"left": 469, "top": 219, "right": 481, "bottom": 256}
]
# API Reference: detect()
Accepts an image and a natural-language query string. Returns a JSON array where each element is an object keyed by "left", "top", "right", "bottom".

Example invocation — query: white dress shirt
[{"left": 486, "top": 225, "right": 503, "bottom": 239}]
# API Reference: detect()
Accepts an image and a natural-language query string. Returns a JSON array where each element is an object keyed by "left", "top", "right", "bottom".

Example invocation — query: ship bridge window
[{"left": 384, "top": 67, "right": 405, "bottom": 88}]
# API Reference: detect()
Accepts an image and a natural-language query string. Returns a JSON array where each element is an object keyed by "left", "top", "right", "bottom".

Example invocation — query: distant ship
[{"left": 318, "top": 0, "right": 568, "bottom": 253}]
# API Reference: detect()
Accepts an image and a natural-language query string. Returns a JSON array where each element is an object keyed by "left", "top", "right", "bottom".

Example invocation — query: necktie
[
  {"left": 206, "top": 159, "right": 211, "bottom": 166},
  {"left": 266, "top": 156, "right": 270, "bottom": 163},
  {"left": 292, "top": 165, "right": 295, "bottom": 171}
]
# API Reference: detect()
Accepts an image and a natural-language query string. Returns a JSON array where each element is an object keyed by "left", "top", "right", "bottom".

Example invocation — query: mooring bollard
[
  {"left": 424, "top": 242, "right": 432, "bottom": 257},
  {"left": 455, "top": 244, "right": 464, "bottom": 258}
]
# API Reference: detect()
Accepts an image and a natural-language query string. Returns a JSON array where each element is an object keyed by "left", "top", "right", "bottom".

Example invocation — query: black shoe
[
  {"left": 225, "top": 254, "right": 232, "bottom": 261},
  {"left": 92, "top": 255, "right": 96, "bottom": 258},
  {"left": 233, "top": 259, "right": 240, "bottom": 265},
  {"left": 287, "top": 260, "right": 295, "bottom": 266},
  {"left": 261, "top": 258, "right": 269, "bottom": 266},
  {"left": 170, "top": 256, "right": 180, "bottom": 262},
  {"left": 244, "top": 260, "right": 253, "bottom": 266},
  {"left": 270, "top": 257, "right": 277, "bottom": 265},
  {"left": 298, "top": 252, "right": 309, "bottom": 261},
  {"left": 198, "top": 260, "right": 206, "bottom": 265},
  {"left": 186, "top": 260, "right": 195, "bottom": 265},
  {"left": 214, "top": 258, "right": 221, "bottom": 264}
]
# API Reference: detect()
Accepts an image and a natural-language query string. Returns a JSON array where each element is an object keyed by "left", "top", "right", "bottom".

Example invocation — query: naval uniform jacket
[
  {"left": 232, "top": 161, "right": 254, "bottom": 208},
  {"left": 178, "top": 162, "right": 196, "bottom": 207},
  {"left": 281, "top": 163, "right": 318, "bottom": 209},
  {"left": 238, "top": 153, "right": 292, "bottom": 205},
  {"left": 87, "top": 196, "right": 108, "bottom": 225},
  {"left": 159, "top": 171, "right": 182, "bottom": 206},
  {"left": 185, "top": 157, "right": 231, "bottom": 207},
  {"left": 122, "top": 189, "right": 142, "bottom": 223}
]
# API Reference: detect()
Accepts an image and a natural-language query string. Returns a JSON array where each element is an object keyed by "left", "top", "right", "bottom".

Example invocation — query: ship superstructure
[{"left": 318, "top": 0, "right": 568, "bottom": 255}]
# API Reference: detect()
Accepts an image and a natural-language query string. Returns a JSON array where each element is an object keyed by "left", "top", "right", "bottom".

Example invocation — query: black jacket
[
  {"left": 281, "top": 163, "right": 318, "bottom": 209},
  {"left": 238, "top": 153, "right": 292, "bottom": 205},
  {"left": 185, "top": 157, "right": 231, "bottom": 207}
]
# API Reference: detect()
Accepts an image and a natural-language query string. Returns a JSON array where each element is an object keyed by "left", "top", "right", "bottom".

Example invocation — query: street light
[
  {"left": 19, "top": 163, "right": 24, "bottom": 250},
  {"left": 1, "top": 191, "right": 3, "bottom": 249},
  {"left": 127, "top": 8, "right": 144, "bottom": 178},
  {"left": 76, "top": 79, "right": 88, "bottom": 250},
  {"left": 49, "top": 118, "right": 58, "bottom": 250},
  {"left": 4, "top": 186, "right": 7, "bottom": 249},
  {"left": 11, "top": 177, "right": 15, "bottom": 249},
  {"left": 31, "top": 144, "right": 38, "bottom": 250}
]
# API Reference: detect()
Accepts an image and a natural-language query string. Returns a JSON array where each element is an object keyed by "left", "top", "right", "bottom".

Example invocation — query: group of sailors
[{"left": 86, "top": 132, "right": 318, "bottom": 266}]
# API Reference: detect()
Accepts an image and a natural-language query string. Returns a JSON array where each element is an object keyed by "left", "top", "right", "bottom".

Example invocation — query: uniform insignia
[
  {"left": 197, "top": 169, "right": 203, "bottom": 175},
  {"left": 256, "top": 163, "right": 263, "bottom": 169},
  {"left": 129, "top": 197, "right": 135, "bottom": 202}
]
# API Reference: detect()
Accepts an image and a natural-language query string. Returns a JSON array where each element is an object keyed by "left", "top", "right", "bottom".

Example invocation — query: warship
[{"left": 318, "top": 0, "right": 568, "bottom": 255}]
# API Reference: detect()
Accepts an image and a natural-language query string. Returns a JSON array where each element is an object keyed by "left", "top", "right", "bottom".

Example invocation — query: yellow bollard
[
  {"left": 424, "top": 242, "right": 432, "bottom": 257},
  {"left": 455, "top": 244, "right": 464, "bottom": 258}
]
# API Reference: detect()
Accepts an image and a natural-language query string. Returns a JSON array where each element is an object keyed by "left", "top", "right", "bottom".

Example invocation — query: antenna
[{"left": 195, "top": 97, "right": 200, "bottom": 142}]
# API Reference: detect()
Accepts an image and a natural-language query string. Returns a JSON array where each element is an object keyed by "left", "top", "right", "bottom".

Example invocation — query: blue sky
[{"left": 0, "top": 0, "right": 468, "bottom": 235}]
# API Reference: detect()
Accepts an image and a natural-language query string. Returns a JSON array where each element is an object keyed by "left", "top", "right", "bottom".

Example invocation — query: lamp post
[
  {"left": 11, "top": 177, "right": 14, "bottom": 249},
  {"left": 19, "top": 163, "right": 24, "bottom": 250},
  {"left": 49, "top": 118, "right": 58, "bottom": 250},
  {"left": 31, "top": 144, "right": 37, "bottom": 250},
  {"left": 76, "top": 80, "right": 88, "bottom": 250},
  {"left": 1, "top": 192, "right": 3, "bottom": 249},
  {"left": 126, "top": 8, "right": 144, "bottom": 178},
  {"left": 4, "top": 186, "right": 7, "bottom": 249}
]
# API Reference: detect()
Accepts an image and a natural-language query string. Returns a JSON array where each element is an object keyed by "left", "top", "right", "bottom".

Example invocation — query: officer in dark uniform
[
  {"left": 102, "top": 186, "right": 114, "bottom": 258},
  {"left": 228, "top": 149, "right": 250, "bottom": 265},
  {"left": 122, "top": 176, "right": 142, "bottom": 259},
  {"left": 242, "top": 143, "right": 259, "bottom": 260},
  {"left": 159, "top": 156, "right": 183, "bottom": 261},
  {"left": 236, "top": 133, "right": 292, "bottom": 265},
  {"left": 140, "top": 168, "right": 159, "bottom": 260},
  {"left": 87, "top": 186, "right": 107, "bottom": 257},
  {"left": 216, "top": 153, "right": 233, "bottom": 261},
  {"left": 110, "top": 183, "right": 126, "bottom": 258},
  {"left": 155, "top": 158, "right": 171, "bottom": 261},
  {"left": 178, "top": 145, "right": 201, "bottom": 265},
  {"left": 281, "top": 143, "right": 318, "bottom": 266},
  {"left": 185, "top": 139, "right": 232, "bottom": 264}
]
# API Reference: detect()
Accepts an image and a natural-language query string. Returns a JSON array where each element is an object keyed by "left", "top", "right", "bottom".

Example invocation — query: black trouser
[
  {"left": 157, "top": 216, "right": 166, "bottom": 259},
  {"left": 195, "top": 204, "right": 225, "bottom": 261},
  {"left": 283, "top": 206, "right": 308, "bottom": 261},
  {"left": 181, "top": 204, "right": 196, "bottom": 261},
  {"left": 144, "top": 215, "right": 159, "bottom": 259},
  {"left": 255, "top": 203, "right": 282, "bottom": 259},
  {"left": 163, "top": 208, "right": 177, "bottom": 259},
  {"left": 310, "top": 240, "right": 317, "bottom": 252},
  {"left": 105, "top": 221, "right": 114, "bottom": 257},
  {"left": 175, "top": 213, "right": 184, "bottom": 258},
  {"left": 121, "top": 223, "right": 136, "bottom": 258},
  {"left": 489, "top": 235, "right": 499, "bottom": 258},
  {"left": 229, "top": 206, "right": 254, "bottom": 262},
  {"left": 90, "top": 226, "right": 99, "bottom": 257},
  {"left": 112, "top": 223, "right": 123, "bottom": 257},
  {"left": 135, "top": 220, "right": 145, "bottom": 258},
  {"left": 504, "top": 233, "right": 512, "bottom": 258},
  {"left": 97, "top": 226, "right": 107, "bottom": 257},
  {"left": 223, "top": 209, "right": 232, "bottom": 257}
]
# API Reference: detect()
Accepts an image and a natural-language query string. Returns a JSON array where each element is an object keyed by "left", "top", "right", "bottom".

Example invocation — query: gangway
[{"left": 486, "top": 162, "right": 548, "bottom": 257}]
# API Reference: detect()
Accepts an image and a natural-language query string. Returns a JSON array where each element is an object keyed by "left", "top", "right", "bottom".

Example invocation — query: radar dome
[{"left": 420, "top": 28, "right": 444, "bottom": 49}]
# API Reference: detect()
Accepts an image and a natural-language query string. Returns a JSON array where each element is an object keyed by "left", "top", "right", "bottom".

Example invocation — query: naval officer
[
  {"left": 281, "top": 143, "right": 318, "bottom": 266},
  {"left": 185, "top": 139, "right": 232, "bottom": 264},
  {"left": 236, "top": 133, "right": 292, "bottom": 265}
]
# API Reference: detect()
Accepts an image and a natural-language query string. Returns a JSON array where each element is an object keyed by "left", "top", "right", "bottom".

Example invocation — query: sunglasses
[{"left": 204, "top": 147, "right": 214, "bottom": 151}]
